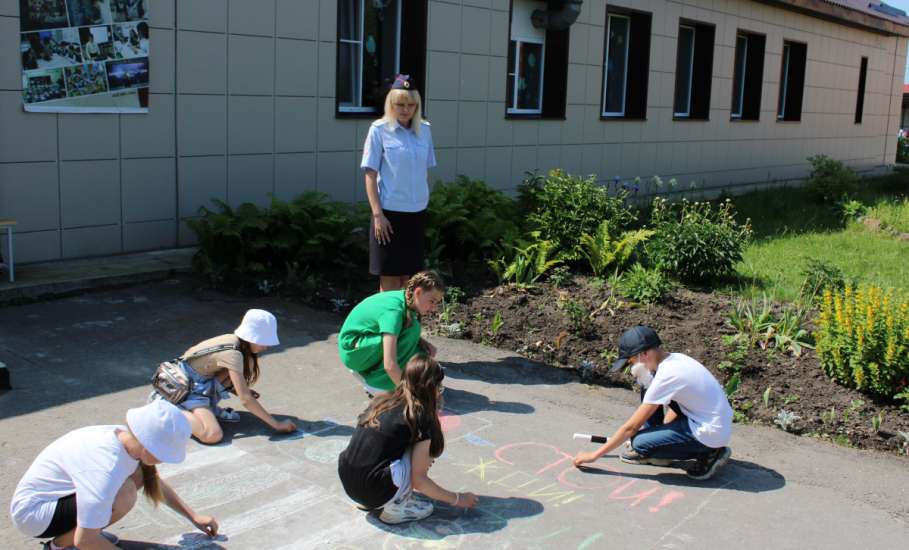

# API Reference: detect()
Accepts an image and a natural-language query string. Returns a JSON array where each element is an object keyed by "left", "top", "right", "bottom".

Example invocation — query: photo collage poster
[{"left": 19, "top": 0, "right": 150, "bottom": 113}]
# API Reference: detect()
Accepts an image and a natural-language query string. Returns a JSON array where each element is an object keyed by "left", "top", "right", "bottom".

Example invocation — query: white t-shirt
[
  {"left": 642, "top": 353, "right": 733, "bottom": 448},
  {"left": 10, "top": 425, "right": 139, "bottom": 537}
]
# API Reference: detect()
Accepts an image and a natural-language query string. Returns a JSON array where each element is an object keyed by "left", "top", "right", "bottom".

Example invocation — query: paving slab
[{"left": 1, "top": 277, "right": 907, "bottom": 549}]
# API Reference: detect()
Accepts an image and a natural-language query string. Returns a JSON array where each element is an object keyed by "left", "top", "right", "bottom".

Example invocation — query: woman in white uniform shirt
[
  {"left": 361, "top": 74, "right": 437, "bottom": 291},
  {"left": 10, "top": 400, "right": 218, "bottom": 550}
]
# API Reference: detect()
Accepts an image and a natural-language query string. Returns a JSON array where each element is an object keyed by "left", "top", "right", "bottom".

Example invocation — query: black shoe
[
  {"left": 620, "top": 448, "right": 673, "bottom": 466},
  {"left": 685, "top": 447, "right": 731, "bottom": 480}
]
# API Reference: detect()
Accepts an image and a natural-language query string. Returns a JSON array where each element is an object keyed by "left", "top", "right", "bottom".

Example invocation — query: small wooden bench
[{"left": 0, "top": 220, "right": 15, "bottom": 283}]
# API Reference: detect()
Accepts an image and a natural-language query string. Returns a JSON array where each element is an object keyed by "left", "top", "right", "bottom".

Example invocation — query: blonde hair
[{"left": 382, "top": 88, "right": 424, "bottom": 135}]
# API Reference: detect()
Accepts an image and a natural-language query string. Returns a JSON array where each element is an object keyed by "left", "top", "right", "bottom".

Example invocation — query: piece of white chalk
[{"left": 573, "top": 433, "right": 608, "bottom": 444}]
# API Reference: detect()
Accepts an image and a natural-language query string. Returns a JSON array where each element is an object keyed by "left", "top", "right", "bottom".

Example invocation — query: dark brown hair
[
  {"left": 237, "top": 339, "right": 261, "bottom": 386},
  {"left": 141, "top": 464, "right": 163, "bottom": 505},
  {"left": 361, "top": 354, "right": 445, "bottom": 458}
]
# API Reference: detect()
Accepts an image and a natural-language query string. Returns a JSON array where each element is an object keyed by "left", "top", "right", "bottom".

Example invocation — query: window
[
  {"left": 730, "top": 31, "right": 765, "bottom": 120},
  {"left": 336, "top": 0, "right": 427, "bottom": 116},
  {"left": 673, "top": 21, "right": 715, "bottom": 119},
  {"left": 777, "top": 40, "right": 807, "bottom": 121},
  {"left": 601, "top": 8, "right": 651, "bottom": 119},
  {"left": 855, "top": 56, "right": 868, "bottom": 124},
  {"left": 506, "top": 0, "right": 569, "bottom": 119}
]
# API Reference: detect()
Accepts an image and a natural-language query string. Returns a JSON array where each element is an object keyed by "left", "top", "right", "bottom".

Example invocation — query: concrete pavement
[{"left": 1, "top": 277, "right": 907, "bottom": 549}]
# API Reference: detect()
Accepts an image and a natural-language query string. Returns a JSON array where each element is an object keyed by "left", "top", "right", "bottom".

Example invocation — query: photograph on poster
[
  {"left": 111, "top": 0, "right": 147, "bottom": 22},
  {"left": 21, "top": 28, "right": 83, "bottom": 70},
  {"left": 79, "top": 25, "right": 117, "bottom": 62},
  {"left": 112, "top": 21, "right": 149, "bottom": 58},
  {"left": 22, "top": 67, "right": 67, "bottom": 104},
  {"left": 18, "top": 0, "right": 69, "bottom": 32},
  {"left": 64, "top": 62, "right": 108, "bottom": 97},
  {"left": 66, "top": 0, "right": 113, "bottom": 27},
  {"left": 106, "top": 57, "right": 148, "bottom": 90}
]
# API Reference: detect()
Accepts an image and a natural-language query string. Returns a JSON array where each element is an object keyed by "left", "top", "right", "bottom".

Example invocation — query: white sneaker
[{"left": 378, "top": 494, "right": 434, "bottom": 524}]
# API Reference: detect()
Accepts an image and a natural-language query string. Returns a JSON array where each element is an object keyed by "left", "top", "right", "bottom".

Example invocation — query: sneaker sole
[
  {"left": 687, "top": 447, "right": 732, "bottom": 480},
  {"left": 620, "top": 456, "right": 673, "bottom": 467}
]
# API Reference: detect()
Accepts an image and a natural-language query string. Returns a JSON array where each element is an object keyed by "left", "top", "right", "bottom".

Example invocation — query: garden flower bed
[{"left": 423, "top": 277, "right": 909, "bottom": 456}]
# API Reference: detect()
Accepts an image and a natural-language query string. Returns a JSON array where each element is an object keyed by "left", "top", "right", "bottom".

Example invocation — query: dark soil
[{"left": 423, "top": 276, "right": 909, "bottom": 457}]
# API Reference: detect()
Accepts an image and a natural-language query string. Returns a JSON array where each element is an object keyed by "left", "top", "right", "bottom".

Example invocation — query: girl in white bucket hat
[
  {"left": 10, "top": 400, "right": 218, "bottom": 550},
  {"left": 151, "top": 309, "right": 296, "bottom": 444}
]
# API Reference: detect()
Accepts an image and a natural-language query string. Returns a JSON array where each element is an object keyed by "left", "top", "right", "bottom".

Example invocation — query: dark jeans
[{"left": 633, "top": 388, "right": 714, "bottom": 460}]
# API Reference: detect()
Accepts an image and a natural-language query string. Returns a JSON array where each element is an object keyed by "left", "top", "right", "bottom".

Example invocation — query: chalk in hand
[{"left": 573, "top": 433, "right": 608, "bottom": 444}]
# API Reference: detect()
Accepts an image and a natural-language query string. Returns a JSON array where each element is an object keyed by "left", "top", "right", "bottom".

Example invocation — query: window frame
[
  {"left": 507, "top": 37, "right": 547, "bottom": 115},
  {"left": 777, "top": 42, "right": 790, "bottom": 120},
  {"left": 731, "top": 34, "right": 748, "bottom": 119},
  {"left": 335, "top": 0, "right": 406, "bottom": 117},
  {"left": 602, "top": 12, "right": 631, "bottom": 117},
  {"left": 674, "top": 24, "right": 696, "bottom": 118},
  {"left": 855, "top": 56, "right": 868, "bottom": 125}
]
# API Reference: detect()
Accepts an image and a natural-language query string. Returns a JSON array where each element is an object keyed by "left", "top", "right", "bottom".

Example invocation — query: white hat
[
  {"left": 126, "top": 400, "right": 191, "bottom": 464},
  {"left": 234, "top": 309, "right": 279, "bottom": 346}
]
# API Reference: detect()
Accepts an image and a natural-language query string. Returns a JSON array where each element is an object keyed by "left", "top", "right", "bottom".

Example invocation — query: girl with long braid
[{"left": 338, "top": 271, "right": 444, "bottom": 395}]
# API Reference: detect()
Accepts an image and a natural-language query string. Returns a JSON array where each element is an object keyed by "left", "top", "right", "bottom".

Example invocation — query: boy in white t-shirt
[{"left": 573, "top": 326, "right": 733, "bottom": 480}]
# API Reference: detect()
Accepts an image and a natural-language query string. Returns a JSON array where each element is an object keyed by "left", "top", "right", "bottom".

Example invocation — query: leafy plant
[
  {"left": 489, "top": 235, "right": 563, "bottom": 288},
  {"left": 519, "top": 169, "right": 635, "bottom": 262},
  {"left": 724, "top": 372, "right": 741, "bottom": 397},
  {"left": 800, "top": 258, "right": 848, "bottom": 301},
  {"left": 616, "top": 263, "right": 673, "bottom": 304},
  {"left": 762, "top": 385, "right": 772, "bottom": 408},
  {"left": 490, "top": 311, "right": 504, "bottom": 336},
  {"left": 775, "top": 409, "right": 801, "bottom": 432},
  {"left": 898, "top": 134, "right": 909, "bottom": 164},
  {"left": 188, "top": 193, "right": 369, "bottom": 292},
  {"left": 548, "top": 265, "right": 573, "bottom": 288},
  {"left": 783, "top": 394, "right": 799, "bottom": 406},
  {"left": 872, "top": 411, "right": 884, "bottom": 433},
  {"left": 815, "top": 284, "right": 909, "bottom": 399},
  {"left": 559, "top": 298, "right": 592, "bottom": 337},
  {"left": 725, "top": 293, "right": 814, "bottom": 356},
  {"left": 438, "top": 286, "right": 465, "bottom": 324},
  {"left": 821, "top": 406, "right": 837, "bottom": 426},
  {"left": 579, "top": 220, "right": 654, "bottom": 277},
  {"left": 646, "top": 198, "right": 752, "bottom": 284},
  {"left": 425, "top": 176, "right": 521, "bottom": 273},
  {"left": 897, "top": 390, "right": 909, "bottom": 413},
  {"left": 837, "top": 198, "right": 866, "bottom": 222},
  {"left": 841, "top": 399, "right": 864, "bottom": 423},
  {"left": 805, "top": 154, "right": 858, "bottom": 203}
]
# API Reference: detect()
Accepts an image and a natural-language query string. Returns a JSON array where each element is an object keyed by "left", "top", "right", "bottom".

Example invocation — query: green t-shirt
[{"left": 338, "top": 290, "right": 423, "bottom": 391}]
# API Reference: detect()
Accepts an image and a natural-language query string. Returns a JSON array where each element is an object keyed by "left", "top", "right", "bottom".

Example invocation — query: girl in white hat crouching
[
  {"left": 10, "top": 400, "right": 218, "bottom": 550},
  {"left": 156, "top": 308, "right": 297, "bottom": 444}
]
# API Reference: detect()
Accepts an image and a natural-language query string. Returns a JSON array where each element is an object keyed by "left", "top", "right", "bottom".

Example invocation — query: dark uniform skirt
[{"left": 369, "top": 209, "right": 426, "bottom": 276}]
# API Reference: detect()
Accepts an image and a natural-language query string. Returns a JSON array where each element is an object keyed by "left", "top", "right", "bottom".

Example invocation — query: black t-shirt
[{"left": 337, "top": 403, "right": 433, "bottom": 510}]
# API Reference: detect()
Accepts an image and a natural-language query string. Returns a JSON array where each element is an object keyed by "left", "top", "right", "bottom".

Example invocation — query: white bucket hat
[
  {"left": 126, "top": 400, "right": 192, "bottom": 464},
  {"left": 234, "top": 309, "right": 280, "bottom": 346}
]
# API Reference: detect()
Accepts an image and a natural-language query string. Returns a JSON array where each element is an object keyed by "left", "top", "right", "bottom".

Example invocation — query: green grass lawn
[{"left": 729, "top": 172, "right": 909, "bottom": 302}]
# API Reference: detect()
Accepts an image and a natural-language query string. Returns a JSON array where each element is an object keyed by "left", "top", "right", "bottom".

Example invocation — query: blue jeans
[{"left": 633, "top": 388, "right": 713, "bottom": 460}]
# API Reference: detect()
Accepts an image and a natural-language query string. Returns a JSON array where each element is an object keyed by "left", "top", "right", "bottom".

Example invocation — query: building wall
[{"left": 0, "top": 0, "right": 906, "bottom": 263}]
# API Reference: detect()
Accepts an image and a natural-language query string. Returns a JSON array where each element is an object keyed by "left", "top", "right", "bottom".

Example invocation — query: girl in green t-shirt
[{"left": 339, "top": 271, "right": 444, "bottom": 393}]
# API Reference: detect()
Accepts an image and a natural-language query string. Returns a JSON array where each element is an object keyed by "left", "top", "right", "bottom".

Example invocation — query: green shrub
[
  {"left": 559, "top": 297, "right": 593, "bottom": 336},
  {"left": 800, "top": 258, "right": 848, "bottom": 300},
  {"left": 725, "top": 293, "right": 814, "bottom": 356},
  {"left": 488, "top": 234, "right": 563, "bottom": 288},
  {"left": 426, "top": 176, "right": 520, "bottom": 273},
  {"left": 579, "top": 220, "right": 654, "bottom": 277},
  {"left": 806, "top": 154, "right": 858, "bottom": 202},
  {"left": 616, "top": 263, "right": 673, "bottom": 304},
  {"left": 646, "top": 198, "right": 752, "bottom": 284},
  {"left": 816, "top": 284, "right": 909, "bottom": 399},
  {"left": 518, "top": 169, "right": 635, "bottom": 262},
  {"left": 188, "top": 193, "right": 368, "bottom": 290}
]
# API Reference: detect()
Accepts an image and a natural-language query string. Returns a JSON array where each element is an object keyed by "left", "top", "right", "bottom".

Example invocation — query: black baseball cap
[{"left": 610, "top": 325, "right": 662, "bottom": 372}]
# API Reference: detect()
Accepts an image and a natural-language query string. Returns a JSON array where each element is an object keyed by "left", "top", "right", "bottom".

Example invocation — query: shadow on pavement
[
  {"left": 195, "top": 414, "right": 355, "bottom": 445},
  {"left": 443, "top": 356, "right": 576, "bottom": 386},
  {"left": 119, "top": 532, "right": 228, "bottom": 549},
  {"left": 575, "top": 458, "right": 785, "bottom": 492},
  {"left": 443, "top": 387, "right": 535, "bottom": 415},
  {"left": 366, "top": 496, "right": 544, "bottom": 538},
  {"left": 0, "top": 277, "right": 343, "bottom": 420}
]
